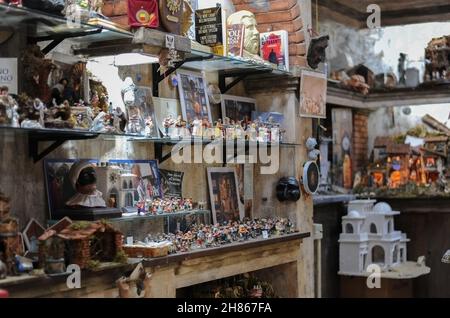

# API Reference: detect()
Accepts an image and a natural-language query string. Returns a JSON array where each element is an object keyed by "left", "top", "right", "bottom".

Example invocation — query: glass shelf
[
  {"left": 110, "top": 209, "right": 211, "bottom": 223},
  {"left": 0, "top": 125, "right": 301, "bottom": 147},
  {"left": 185, "top": 49, "right": 293, "bottom": 77},
  {"left": 0, "top": 3, "right": 132, "bottom": 43}
]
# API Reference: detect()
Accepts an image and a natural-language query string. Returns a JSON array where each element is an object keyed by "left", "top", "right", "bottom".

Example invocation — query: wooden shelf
[
  {"left": 142, "top": 232, "right": 310, "bottom": 268},
  {"left": 327, "top": 82, "right": 450, "bottom": 109}
]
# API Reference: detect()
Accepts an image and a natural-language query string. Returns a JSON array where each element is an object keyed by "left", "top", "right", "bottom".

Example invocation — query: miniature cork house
[
  {"left": 39, "top": 220, "right": 123, "bottom": 270},
  {"left": 0, "top": 191, "right": 23, "bottom": 276},
  {"left": 370, "top": 137, "right": 411, "bottom": 188},
  {"left": 339, "top": 200, "right": 409, "bottom": 275}
]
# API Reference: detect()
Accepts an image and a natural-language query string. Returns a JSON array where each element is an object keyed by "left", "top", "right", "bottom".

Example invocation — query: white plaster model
[
  {"left": 96, "top": 165, "right": 137, "bottom": 209},
  {"left": 339, "top": 200, "right": 409, "bottom": 275}
]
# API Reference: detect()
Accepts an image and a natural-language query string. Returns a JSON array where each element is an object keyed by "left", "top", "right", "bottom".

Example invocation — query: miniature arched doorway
[
  {"left": 370, "top": 223, "right": 378, "bottom": 234},
  {"left": 108, "top": 188, "right": 119, "bottom": 208},
  {"left": 345, "top": 223, "right": 354, "bottom": 234},
  {"left": 125, "top": 193, "right": 133, "bottom": 207},
  {"left": 372, "top": 245, "right": 385, "bottom": 265},
  {"left": 393, "top": 245, "right": 399, "bottom": 264}
]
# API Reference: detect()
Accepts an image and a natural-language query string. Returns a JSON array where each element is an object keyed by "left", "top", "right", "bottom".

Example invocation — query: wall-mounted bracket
[
  {"left": 28, "top": 130, "right": 99, "bottom": 163},
  {"left": 30, "top": 27, "right": 103, "bottom": 54},
  {"left": 152, "top": 54, "right": 214, "bottom": 97},
  {"left": 219, "top": 69, "right": 272, "bottom": 94}
]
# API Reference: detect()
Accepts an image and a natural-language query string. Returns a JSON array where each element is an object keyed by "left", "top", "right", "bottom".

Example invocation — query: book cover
[
  {"left": 195, "top": 5, "right": 224, "bottom": 55},
  {"left": 260, "top": 30, "right": 289, "bottom": 71},
  {"left": 226, "top": 24, "right": 245, "bottom": 57}
]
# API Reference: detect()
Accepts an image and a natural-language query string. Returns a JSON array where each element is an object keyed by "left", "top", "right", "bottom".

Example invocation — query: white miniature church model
[{"left": 339, "top": 200, "right": 410, "bottom": 275}]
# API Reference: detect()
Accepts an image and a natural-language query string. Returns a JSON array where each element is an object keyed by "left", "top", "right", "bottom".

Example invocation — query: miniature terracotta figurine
[
  {"left": 66, "top": 160, "right": 106, "bottom": 208},
  {"left": 163, "top": 114, "right": 175, "bottom": 138},
  {"left": 191, "top": 117, "right": 202, "bottom": 137},
  {"left": 144, "top": 116, "right": 155, "bottom": 137}
]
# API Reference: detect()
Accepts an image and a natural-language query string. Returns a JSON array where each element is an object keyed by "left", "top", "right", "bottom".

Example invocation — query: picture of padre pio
[{"left": 207, "top": 167, "right": 244, "bottom": 224}]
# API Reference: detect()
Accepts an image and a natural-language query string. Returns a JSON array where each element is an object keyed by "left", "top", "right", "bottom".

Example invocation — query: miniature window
[
  {"left": 387, "top": 220, "right": 393, "bottom": 233},
  {"left": 129, "top": 180, "right": 133, "bottom": 189},
  {"left": 122, "top": 180, "right": 128, "bottom": 189},
  {"left": 400, "top": 248, "right": 405, "bottom": 262},
  {"left": 125, "top": 193, "right": 133, "bottom": 207},
  {"left": 393, "top": 245, "right": 399, "bottom": 263},
  {"left": 372, "top": 246, "right": 385, "bottom": 265},
  {"left": 345, "top": 223, "right": 354, "bottom": 234},
  {"left": 370, "top": 223, "right": 377, "bottom": 234}
]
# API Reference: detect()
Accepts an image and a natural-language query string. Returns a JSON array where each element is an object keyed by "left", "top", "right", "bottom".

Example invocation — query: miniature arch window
[
  {"left": 125, "top": 193, "right": 133, "bottom": 207},
  {"left": 370, "top": 223, "right": 377, "bottom": 234},
  {"left": 123, "top": 180, "right": 128, "bottom": 189},
  {"left": 387, "top": 220, "right": 393, "bottom": 233},
  {"left": 393, "top": 245, "right": 399, "bottom": 263},
  {"left": 129, "top": 180, "right": 133, "bottom": 189},
  {"left": 345, "top": 223, "right": 354, "bottom": 234},
  {"left": 372, "top": 245, "right": 385, "bottom": 265}
]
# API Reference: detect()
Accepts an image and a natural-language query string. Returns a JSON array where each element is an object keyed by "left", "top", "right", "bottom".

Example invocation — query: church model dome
[{"left": 373, "top": 202, "right": 393, "bottom": 213}]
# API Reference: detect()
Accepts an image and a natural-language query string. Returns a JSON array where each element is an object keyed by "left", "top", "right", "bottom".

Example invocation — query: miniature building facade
[
  {"left": 339, "top": 200, "right": 409, "bottom": 275},
  {"left": 96, "top": 165, "right": 137, "bottom": 209}
]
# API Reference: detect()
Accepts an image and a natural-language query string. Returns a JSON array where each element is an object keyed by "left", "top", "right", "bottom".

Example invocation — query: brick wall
[
  {"left": 352, "top": 112, "right": 369, "bottom": 173},
  {"left": 232, "top": 0, "right": 308, "bottom": 68},
  {"left": 104, "top": 0, "right": 308, "bottom": 68}
]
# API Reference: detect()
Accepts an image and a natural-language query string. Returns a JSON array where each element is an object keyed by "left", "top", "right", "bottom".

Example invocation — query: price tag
[{"left": 165, "top": 34, "right": 175, "bottom": 49}]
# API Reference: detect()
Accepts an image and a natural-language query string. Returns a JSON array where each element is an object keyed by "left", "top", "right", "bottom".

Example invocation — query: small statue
[
  {"left": 163, "top": 114, "right": 175, "bottom": 138},
  {"left": 122, "top": 77, "right": 144, "bottom": 135},
  {"left": 0, "top": 87, "right": 19, "bottom": 127},
  {"left": 113, "top": 107, "right": 127, "bottom": 133},
  {"left": 175, "top": 115, "right": 186, "bottom": 138},
  {"left": 144, "top": 116, "right": 155, "bottom": 137},
  {"left": 398, "top": 53, "right": 407, "bottom": 85},
  {"left": 191, "top": 118, "right": 202, "bottom": 137},
  {"left": 66, "top": 160, "right": 106, "bottom": 208},
  {"left": 227, "top": 11, "right": 263, "bottom": 61}
]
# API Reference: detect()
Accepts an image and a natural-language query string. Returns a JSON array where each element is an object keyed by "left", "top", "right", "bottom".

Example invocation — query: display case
[{"left": 0, "top": 3, "right": 314, "bottom": 298}]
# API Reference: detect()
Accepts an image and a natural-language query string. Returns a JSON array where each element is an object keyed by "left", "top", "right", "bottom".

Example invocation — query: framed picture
[
  {"left": 299, "top": 70, "right": 327, "bottom": 119},
  {"left": 207, "top": 167, "right": 244, "bottom": 224},
  {"left": 107, "top": 160, "right": 163, "bottom": 210},
  {"left": 134, "top": 86, "right": 160, "bottom": 137},
  {"left": 221, "top": 95, "right": 256, "bottom": 122},
  {"left": 44, "top": 159, "right": 99, "bottom": 219},
  {"left": 177, "top": 69, "right": 212, "bottom": 123}
]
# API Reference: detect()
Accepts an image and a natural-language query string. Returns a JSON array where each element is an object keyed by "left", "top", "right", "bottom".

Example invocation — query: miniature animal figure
[{"left": 307, "top": 35, "right": 330, "bottom": 69}]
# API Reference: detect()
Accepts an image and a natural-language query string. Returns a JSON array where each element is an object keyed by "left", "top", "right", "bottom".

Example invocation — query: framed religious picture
[
  {"left": 299, "top": 70, "right": 327, "bottom": 119},
  {"left": 221, "top": 95, "right": 256, "bottom": 123},
  {"left": 43, "top": 159, "right": 100, "bottom": 220},
  {"left": 177, "top": 69, "right": 212, "bottom": 123},
  {"left": 207, "top": 167, "right": 244, "bottom": 224}
]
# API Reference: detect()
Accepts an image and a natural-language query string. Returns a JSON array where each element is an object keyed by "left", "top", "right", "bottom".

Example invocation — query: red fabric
[
  {"left": 0, "top": 289, "right": 9, "bottom": 298},
  {"left": 128, "top": 0, "right": 159, "bottom": 28}
]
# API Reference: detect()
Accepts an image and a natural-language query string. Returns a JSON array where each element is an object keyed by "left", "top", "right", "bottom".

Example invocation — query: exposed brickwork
[
  {"left": 103, "top": 0, "right": 308, "bottom": 68},
  {"left": 232, "top": 0, "right": 307, "bottom": 68},
  {"left": 352, "top": 112, "right": 369, "bottom": 174}
]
